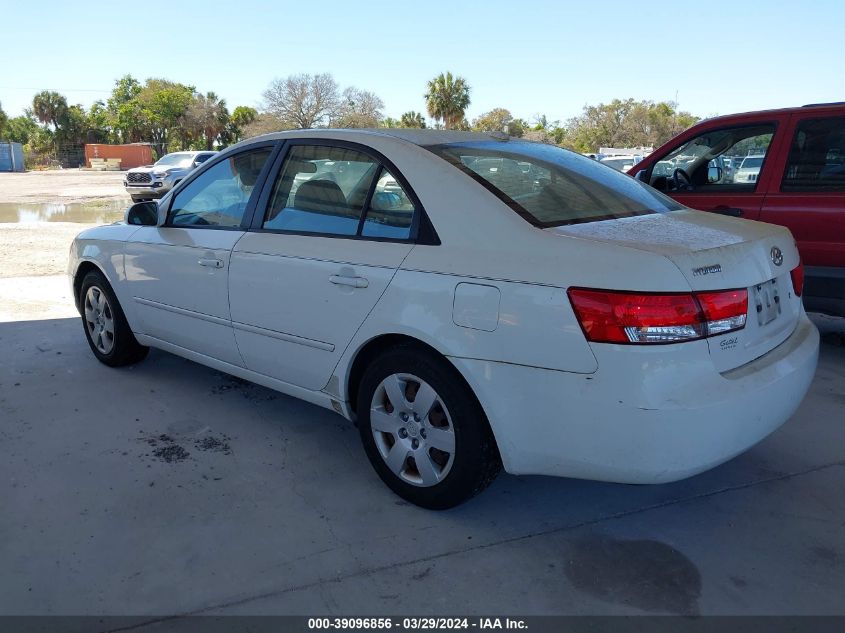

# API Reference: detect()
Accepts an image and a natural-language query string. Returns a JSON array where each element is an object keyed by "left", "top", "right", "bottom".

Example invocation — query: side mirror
[
  {"left": 635, "top": 170, "right": 649, "bottom": 183},
  {"left": 125, "top": 201, "right": 159, "bottom": 226},
  {"left": 707, "top": 166, "right": 723, "bottom": 183},
  {"left": 193, "top": 161, "right": 203, "bottom": 168}
]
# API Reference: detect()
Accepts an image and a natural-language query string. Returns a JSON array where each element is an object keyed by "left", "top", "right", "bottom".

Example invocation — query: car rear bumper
[{"left": 450, "top": 312, "right": 819, "bottom": 483}]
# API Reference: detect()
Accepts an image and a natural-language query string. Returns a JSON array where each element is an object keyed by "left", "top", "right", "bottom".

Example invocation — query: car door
[
  {"left": 228, "top": 141, "right": 425, "bottom": 391},
  {"left": 637, "top": 117, "right": 790, "bottom": 220},
  {"left": 758, "top": 114, "right": 845, "bottom": 269},
  {"left": 124, "top": 144, "right": 277, "bottom": 365}
]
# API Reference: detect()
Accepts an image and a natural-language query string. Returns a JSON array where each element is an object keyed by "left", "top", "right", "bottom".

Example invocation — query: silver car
[{"left": 124, "top": 151, "right": 217, "bottom": 202}]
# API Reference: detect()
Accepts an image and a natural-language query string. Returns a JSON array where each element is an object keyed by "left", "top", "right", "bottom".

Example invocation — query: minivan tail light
[
  {"left": 568, "top": 288, "right": 748, "bottom": 344},
  {"left": 790, "top": 261, "right": 804, "bottom": 297}
]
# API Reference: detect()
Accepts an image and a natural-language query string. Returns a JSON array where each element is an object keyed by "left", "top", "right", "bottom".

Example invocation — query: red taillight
[
  {"left": 790, "top": 261, "right": 804, "bottom": 297},
  {"left": 696, "top": 289, "right": 749, "bottom": 335},
  {"left": 568, "top": 287, "right": 748, "bottom": 344}
]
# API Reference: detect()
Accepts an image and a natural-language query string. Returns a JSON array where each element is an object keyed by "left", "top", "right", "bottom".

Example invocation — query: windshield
[
  {"left": 427, "top": 141, "right": 683, "bottom": 228},
  {"left": 740, "top": 156, "right": 764, "bottom": 169},
  {"left": 601, "top": 158, "right": 635, "bottom": 171},
  {"left": 155, "top": 153, "right": 195, "bottom": 168}
]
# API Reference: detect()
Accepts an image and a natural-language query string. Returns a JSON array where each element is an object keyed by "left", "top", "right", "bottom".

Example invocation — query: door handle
[
  {"left": 329, "top": 275, "right": 368, "bottom": 288},
  {"left": 713, "top": 207, "right": 743, "bottom": 217},
  {"left": 198, "top": 257, "right": 224, "bottom": 268}
]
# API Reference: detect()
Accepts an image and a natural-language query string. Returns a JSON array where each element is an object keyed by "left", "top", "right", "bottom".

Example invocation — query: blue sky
[{"left": 2, "top": 0, "right": 843, "bottom": 124}]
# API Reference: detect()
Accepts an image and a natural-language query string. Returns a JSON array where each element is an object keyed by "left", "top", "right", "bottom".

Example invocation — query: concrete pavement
[{"left": 0, "top": 311, "right": 843, "bottom": 618}]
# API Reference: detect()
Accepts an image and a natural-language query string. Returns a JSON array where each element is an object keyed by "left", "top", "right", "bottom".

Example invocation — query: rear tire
[
  {"left": 357, "top": 346, "right": 501, "bottom": 509},
  {"left": 79, "top": 270, "right": 149, "bottom": 367}
]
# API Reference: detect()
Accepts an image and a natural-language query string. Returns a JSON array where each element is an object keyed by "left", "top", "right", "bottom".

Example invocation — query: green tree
[
  {"left": 32, "top": 90, "right": 69, "bottom": 130},
  {"left": 0, "top": 101, "right": 7, "bottom": 139},
  {"left": 399, "top": 111, "right": 426, "bottom": 128},
  {"left": 472, "top": 108, "right": 524, "bottom": 136},
  {"left": 56, "top": 104, "right": 90, "bottom": 146},
  {"left": 5, "top": 114, "right": 39, "bottom": 144},
  {"left": 563, "top": 99, "right": 699, "bottom": 152},
  {"left": 186, "top": 92, "right": 229, "bottom": 150},
  {"left": 425, "top": 72, "right": 470, "bottom": 129},
  {"left": 107, "top": 75, "right": 145, "bottom": 143},
  {"left": 227, "top": 105, "right": 258, "bottom": 142},
  {"left": 137, "top": 78, "right": 195, "bottom": 152}
]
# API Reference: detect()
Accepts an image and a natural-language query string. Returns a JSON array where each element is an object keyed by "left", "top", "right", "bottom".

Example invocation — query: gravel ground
[
  {"left": 0, "top": 223, "right": 95, "bottom": 278},
  {"left": 0, "top": 170, "right": 130, "bottom": 278},
  {"left": 0, "top": 169, "right": 128, "bottom": 203}
]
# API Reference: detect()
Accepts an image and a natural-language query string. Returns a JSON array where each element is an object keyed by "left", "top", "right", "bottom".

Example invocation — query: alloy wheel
[
  {"left": 84, "top": 286, "right": 115, "bottom": 355},
  {"left": 369, "top": 373, "right": 456, "bottom": 487}
]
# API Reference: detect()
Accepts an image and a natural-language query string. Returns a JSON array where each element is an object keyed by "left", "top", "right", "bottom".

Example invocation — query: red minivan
[{"left": 629, "top": 103, "right": 845, "bottom": 317}]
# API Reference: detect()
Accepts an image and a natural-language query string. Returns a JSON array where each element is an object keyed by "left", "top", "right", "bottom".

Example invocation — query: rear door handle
[
  {"left": 198, "top": 258, "right": 224, "bottom": 268},
  {"left": 713, "top": 207, "right": 743, "bottom": 217},
  {"left": 329, "top": 275, "right": 368, "bottom": 288}
]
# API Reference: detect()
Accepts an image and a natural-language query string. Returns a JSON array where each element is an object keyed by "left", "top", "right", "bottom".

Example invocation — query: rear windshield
[
  {"left": 427, "top": 141, "right": 683, "bottom": 227},
  {"left": 600, "top": 157, "right": 635, "bottom": 170},
  {"left": 740, "top": 156, "right": 764, "bottom": 168}
]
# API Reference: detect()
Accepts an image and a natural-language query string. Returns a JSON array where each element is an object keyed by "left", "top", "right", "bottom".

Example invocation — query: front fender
[{"left": 69, "top": 224, "right": 143, "bottom": 328}]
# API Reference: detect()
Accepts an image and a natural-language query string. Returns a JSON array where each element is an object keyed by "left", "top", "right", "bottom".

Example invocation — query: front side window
[
  {"left": 650, "top": 124, "right": 775, "bottom": 192},
  {"left": 168, "top": 148, "right": 272, "bottom": 227},
  {"left": 263, "top": 145, "right": 382, "bottom": 236},
  {"left": 428, "top": 141, "right": 683, "bottom": 228},
  {"left": 782, "top": 117, "right": 845, "bottom": 192}
]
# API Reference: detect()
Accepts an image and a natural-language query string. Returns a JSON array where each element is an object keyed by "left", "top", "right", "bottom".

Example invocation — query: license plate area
[{"left": 753, "top": 278, "right": 781, "bottom": 326}]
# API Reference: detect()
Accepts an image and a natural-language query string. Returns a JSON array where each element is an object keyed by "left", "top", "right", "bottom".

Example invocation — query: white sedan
[{"left": 69, "top": 130, "right": 819, "bottom": 509}]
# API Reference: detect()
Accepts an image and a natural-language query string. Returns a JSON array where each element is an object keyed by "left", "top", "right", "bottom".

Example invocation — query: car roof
[
  {"left": 698, "top": 102, "right": 845, "bottom": 125},
  {"left": 237, "top": 128, "right": 514, "bottom": 149}
]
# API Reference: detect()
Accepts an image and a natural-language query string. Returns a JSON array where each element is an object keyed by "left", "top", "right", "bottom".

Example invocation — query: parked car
[
  {"left": 599, "top": 154, "right": 642, "bottom": 172},
  {"left": 124, "top": 151, "right": 217, "bottom": 202},
  {"left": 733, "top": 154, "right": 765, "bottom": 183},
  {"left": 628, "top": 102, "right": 845, "bottom": 317},
  {"left": 70, "top": 130, "right": 818, "bottom": 508}
]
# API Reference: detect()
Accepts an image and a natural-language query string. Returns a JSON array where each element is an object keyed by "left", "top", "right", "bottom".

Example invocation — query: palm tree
[
  {"left": 32, "top": 90, "right": 69, "bottom": 130},
  {"left": 399, "top": 111, "right": 427, "bottom": 129},
  {"left": 425, "top": 72, "right": 470, "bottom": 130}
]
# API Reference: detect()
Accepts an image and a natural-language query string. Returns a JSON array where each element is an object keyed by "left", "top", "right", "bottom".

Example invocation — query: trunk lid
[{"left": 551, "top": 210, "right": 802, "bottom": 371}]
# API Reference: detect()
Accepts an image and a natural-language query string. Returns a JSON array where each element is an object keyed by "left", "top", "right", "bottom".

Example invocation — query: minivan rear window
[{"left": 427, "top": 141, "right": 683, "bottom": 228}]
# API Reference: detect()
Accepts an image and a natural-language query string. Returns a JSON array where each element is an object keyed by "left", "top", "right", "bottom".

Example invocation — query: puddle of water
[{"left": 0, "top": 200, "right": 130, "bottom": 224}]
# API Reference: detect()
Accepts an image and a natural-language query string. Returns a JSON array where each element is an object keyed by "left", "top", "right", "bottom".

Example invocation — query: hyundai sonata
[{"left": 69, "top": 130, "right": 819, "bottom": 508}]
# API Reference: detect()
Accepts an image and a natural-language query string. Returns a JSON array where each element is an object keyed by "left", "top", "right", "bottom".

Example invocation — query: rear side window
[
  {"left": 428, "top": 141, "right": 683, "bottom": 228},
  {"left": 263, "top": 145, "right": 379, "bottom": 236},
  {"left": 361, "top": 168, "right": 416, "bottom": 239},
  {"left": 782, "top": 117, "right": 845, "bottom": 192}
]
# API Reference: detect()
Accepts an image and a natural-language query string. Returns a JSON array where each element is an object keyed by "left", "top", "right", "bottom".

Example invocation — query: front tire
[
  {"left": 79, "top": 270, "right": 149, "bottom": 367},
  {"left": 357, "top": 346, "right": 501, "bottom": 509}
]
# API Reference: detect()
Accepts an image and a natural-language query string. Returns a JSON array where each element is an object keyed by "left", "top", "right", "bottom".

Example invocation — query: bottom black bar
[{"left": 0, "top": 616, "right": 843, "bottom": 633}]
